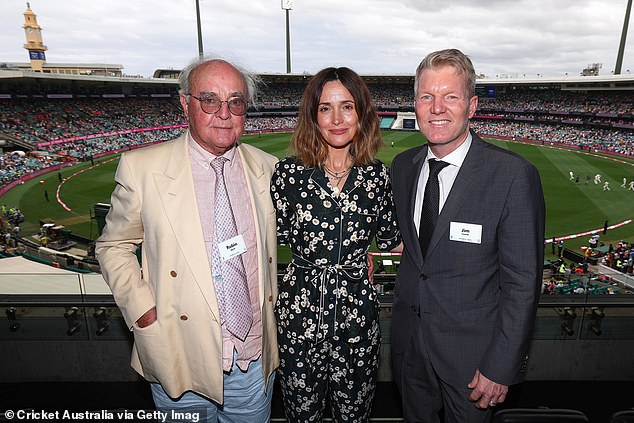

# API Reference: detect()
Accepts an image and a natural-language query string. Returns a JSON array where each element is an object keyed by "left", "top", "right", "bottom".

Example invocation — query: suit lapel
[
  {"left": 236, "top": 143, "right": 268, "bottom": 304},
  {"left": 238, "top": 143, "right": 267, "bottom": 200},
  {"left": 426, "top": 134, "right": 485, "bottom": 256},
  {"left": 401, "top": 146, "right": 428, "bottom": 264},
  {"left": 153, "top": 135, "right": 221, "bottom": 320}
]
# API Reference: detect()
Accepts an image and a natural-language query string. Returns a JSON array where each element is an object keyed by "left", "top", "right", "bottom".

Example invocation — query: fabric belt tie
[{"left": 291, "top": 253, "right": 364, "bottom": 343}]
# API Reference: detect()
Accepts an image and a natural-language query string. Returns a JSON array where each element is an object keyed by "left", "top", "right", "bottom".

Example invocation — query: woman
[{"left": 270, "top": 67, "right": 401, "bottom": 422}]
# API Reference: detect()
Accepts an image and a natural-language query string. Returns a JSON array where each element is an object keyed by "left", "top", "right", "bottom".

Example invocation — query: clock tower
[{"left": 22, "top": 2, "right": 48, "bottom": 72}]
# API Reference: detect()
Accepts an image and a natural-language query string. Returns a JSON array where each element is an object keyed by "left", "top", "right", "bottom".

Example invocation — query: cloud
[{"left": 0, "top": 0, "right": 631, "bottom": 78}]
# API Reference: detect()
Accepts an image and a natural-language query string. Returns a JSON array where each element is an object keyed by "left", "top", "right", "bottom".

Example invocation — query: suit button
[
  {"left": 170, "top": 270, "right": 177, "bottom": 278},
  {"left": 420, "top": 273, "right": 428, "bottom": 280},
  {"left": 268, "top": 295, "right": 273, "bottom": 302},
  {"left": 268, "top": 257, "right": 273, "bottom": 264},
  {"left": 180, "top": 315, "right": 188, "bottom": 321}
]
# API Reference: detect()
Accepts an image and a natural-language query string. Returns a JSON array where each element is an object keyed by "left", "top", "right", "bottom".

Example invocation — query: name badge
[
  {"left": 218, "top": 234, "right": 247, "bottom": 261},
  {"left": 449, "top": 222, "right": 482, "bottom": 244}
]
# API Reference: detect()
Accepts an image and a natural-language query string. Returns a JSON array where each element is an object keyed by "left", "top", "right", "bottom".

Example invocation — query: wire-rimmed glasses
[{"left": 187, "top": 94, "right": 247, "bottom": 116}]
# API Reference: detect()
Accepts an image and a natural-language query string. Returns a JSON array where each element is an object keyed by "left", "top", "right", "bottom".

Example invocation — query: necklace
[
  {"left": 324, "top": 165, "right": 351, "bottom": 179},
  {"left": 324, "top": 164, "right": 352, "bottom": 189}
]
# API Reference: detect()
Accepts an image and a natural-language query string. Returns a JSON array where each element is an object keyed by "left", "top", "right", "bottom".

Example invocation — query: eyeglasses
[{"left": 187, "top": 94, "right": 248, "bottom": 116}]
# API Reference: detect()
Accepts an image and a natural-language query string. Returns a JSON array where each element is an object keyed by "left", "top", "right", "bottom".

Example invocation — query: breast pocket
[{"left": 343, "top": 210, "right": 378, "bottom": 243}]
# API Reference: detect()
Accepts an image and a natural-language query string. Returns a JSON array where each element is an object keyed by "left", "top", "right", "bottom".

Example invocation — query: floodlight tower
[
  {"left": 615, "top": 0, "right": 632, "bottom": 75},
  {"left": 281, "top": 0, "right": 293, "bottom": 73},
  {"left": 195, "top": 0, "right": 204, "bottom": 59}
]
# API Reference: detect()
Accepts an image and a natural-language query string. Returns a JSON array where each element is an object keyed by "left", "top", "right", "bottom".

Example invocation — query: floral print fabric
[{"left": 271, "top": 156, "right": 401, "bottom": 345}]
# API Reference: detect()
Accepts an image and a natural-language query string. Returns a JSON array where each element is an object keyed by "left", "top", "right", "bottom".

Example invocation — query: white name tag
[
  {"left": 218, "top": 234, "right": 247, "bottom": 261},
  {"left": 449, "top": 222, "right": 482, "bottom": 244}
]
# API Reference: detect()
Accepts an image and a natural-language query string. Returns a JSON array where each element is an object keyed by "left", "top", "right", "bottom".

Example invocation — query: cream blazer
[{"left": 96, "top": 133, "right": 279, "bottom": 403}]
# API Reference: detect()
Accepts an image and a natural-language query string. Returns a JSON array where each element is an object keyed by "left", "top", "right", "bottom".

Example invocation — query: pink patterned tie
[{"left": 210, "top": 157, "right": 252, "bottom": 341}]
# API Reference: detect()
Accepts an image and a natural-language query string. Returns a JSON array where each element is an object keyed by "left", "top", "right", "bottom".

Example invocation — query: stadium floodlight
[
  {"left": 195, "top": 0, "right": 204, "bottom": 59},
  {"left": 614, "top": 0, "right": 632, "bottom": 75},
  {"left": 281, "top": 0, "right": 293, "bottom": 73}
]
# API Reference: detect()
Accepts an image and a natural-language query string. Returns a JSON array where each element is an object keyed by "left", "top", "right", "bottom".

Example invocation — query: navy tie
[{"left": 419, "top": 159, "right": 450, "bottom": 258}]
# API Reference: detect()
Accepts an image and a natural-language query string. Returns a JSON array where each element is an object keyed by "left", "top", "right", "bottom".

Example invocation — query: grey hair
[
  {"left": 414, "top": 48, "right": 476, "bottom": 99},
  {"left": 177, "top": 56, "right": 261, "bottom": 107}
]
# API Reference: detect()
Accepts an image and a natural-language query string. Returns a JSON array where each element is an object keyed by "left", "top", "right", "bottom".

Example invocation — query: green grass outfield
[{"left": 2, "top": 130, "right": 634, "bottom": 262}]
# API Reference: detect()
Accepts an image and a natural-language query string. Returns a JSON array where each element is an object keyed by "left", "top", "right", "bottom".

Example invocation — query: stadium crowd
[
  {"left": 477, "top": 88, "right": 633, "bottom": 115},
  {"left": 1, "top": 97, "right": 185, "bottom": 146},
  {"left": 0, "top": 204, "right": 24, "bottom": 255},
  {"left": 0, "top": 86, "right": 632, "bottom": 188},
  {"left": 0, "top": 151, "right": 58, "bottom": 186},
  {"left": 470, "top": 121, "right": 634, "bottom": 156},
  {"left": 245, "top": 116, "right": 297, "bottom": 132},
  {"left": 541, "top": 237, "right": 634, "bottom": 296},
  {"left": 600, "top": 240, "right": 634, "bottom": 275}
]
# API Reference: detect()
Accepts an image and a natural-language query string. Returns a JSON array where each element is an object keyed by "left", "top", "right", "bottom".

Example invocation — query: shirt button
[
  {"left": 170, "top": 270, "right": 177, "bottom": 278},
  {"left": 180, "top": 315, "right": 188, "bottom": 321}
]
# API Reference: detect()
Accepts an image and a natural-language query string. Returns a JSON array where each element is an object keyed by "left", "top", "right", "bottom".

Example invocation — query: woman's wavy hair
[{"left": 291, "top": 67, "right": 383, "bottom": 167}]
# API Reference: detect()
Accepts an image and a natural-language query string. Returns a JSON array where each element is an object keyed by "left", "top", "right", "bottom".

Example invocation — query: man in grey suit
[{"left": 390, "top": 49, "right": 545, "bottom": 422}]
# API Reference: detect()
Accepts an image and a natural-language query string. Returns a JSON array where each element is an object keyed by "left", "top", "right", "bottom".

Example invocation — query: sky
[{"left": 0, "top": 0, "right": 632, "bottom": 79}]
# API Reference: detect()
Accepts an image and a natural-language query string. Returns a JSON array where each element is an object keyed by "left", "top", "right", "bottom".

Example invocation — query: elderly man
[{"left": 96, "top": 57, "right": 279, "bottom": 422}]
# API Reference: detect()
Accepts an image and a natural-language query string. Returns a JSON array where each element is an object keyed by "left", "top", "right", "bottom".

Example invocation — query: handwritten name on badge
[
  {"left": 449, "top": 222, "right": 482, "bottom": 244},
  {"left": 218, "top": 234, "right": 247, "bottom": 261}
]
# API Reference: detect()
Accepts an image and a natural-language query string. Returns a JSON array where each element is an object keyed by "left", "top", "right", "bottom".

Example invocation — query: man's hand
[
  {"left": 136, "top": 306, "right": 157, "bottom": 328},
  {"left": 467, "top": 369, "right": 508, "bottom": 409}
]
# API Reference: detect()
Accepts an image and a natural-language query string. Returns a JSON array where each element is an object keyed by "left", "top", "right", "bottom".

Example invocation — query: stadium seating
[{"left": 1, "top": 85, "right": 632, "bottom": 190}]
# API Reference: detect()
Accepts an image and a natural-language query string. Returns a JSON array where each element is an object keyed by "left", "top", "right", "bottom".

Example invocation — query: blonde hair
[{"left": 414, "top": 49, "right": 476, "bottom": 98}]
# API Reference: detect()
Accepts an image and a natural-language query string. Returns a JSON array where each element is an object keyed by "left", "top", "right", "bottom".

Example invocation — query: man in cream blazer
[{"left": 96, "top": 58, "right": 278, "bottom": 422}]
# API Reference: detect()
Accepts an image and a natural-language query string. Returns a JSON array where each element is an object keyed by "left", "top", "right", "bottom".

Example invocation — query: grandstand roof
[
  {"left": 0, "top": 69, "right": 180, "bottom": 96},
  {"left": 1, "top": 69, "right": 633, "bottom": 96},
  {"left": 2, "top": 62, "right": 123, "bottom": 70}
]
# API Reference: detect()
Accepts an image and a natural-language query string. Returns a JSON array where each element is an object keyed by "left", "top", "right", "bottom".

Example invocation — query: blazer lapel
[
  {"left": 402, "top": 146, "right": 428, "bottom": 264},
  {"left": 427, "top": 134, "right": 484, "bottom": 256},
  {"left": 237, "top": 143, "right": 269, "bottom": 304},
  {"left": 154, "top": 135, "right": 221, "bottom": 321}
]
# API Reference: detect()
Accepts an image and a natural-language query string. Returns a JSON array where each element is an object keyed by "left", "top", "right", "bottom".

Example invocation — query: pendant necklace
[{"left": 324, "top": 164, "right": 352, "bottom": 190}]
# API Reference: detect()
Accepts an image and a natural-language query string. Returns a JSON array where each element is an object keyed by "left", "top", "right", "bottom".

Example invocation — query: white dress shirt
[{"left": 414, "top": 133, "right": 473, "bottom": 233}]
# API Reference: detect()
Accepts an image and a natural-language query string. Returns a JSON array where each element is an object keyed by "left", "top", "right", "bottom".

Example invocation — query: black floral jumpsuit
[{"left": 271, "top": 156, "right": 401, "bottom": 422}]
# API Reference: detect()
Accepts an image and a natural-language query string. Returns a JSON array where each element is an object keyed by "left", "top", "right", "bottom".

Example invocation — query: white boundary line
[{"left": 56, "top": 157, "right": 119, "bottom": 212}]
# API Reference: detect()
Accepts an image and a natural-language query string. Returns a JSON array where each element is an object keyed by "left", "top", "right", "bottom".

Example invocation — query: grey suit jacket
[{"left": 391, "top": 131, "right": 545, "bottom": 387}]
